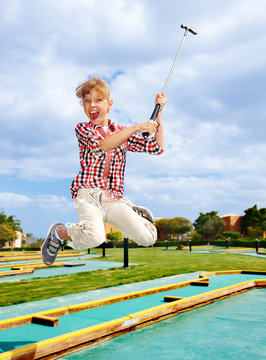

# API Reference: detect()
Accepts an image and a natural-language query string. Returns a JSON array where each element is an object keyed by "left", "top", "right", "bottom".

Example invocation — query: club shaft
[
  {"left": 142, "top": 25, "right": 197, "bottom": 138},
  {"left": 162, "top": 28, "right": 188, "bottom": 93}
]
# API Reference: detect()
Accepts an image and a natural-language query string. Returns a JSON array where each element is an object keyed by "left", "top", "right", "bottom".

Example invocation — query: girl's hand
[
  {"left": 155, "top": 93, "right": 167, "bottom": 111},
  {"left": 138, "top": 120, "right": 158, "bottom": 135}
]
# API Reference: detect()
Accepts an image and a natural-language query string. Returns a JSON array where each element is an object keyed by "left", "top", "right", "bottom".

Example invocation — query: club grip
[{"left": 142, "top": 103, "right": 161, "bottom": 138}]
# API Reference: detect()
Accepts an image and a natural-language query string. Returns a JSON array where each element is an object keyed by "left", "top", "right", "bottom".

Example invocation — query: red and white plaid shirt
[{"left": 70, "top": 120, "right": 164, "bottom": 199}]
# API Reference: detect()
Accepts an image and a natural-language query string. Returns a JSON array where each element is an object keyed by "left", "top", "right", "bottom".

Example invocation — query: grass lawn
[{"left": 0, "top": 247, "right": 265, "bottom": 307}]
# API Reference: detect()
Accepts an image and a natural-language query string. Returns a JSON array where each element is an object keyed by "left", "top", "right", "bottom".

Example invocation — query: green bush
[
  {"left": 210, "top": 239, "right": 228, "bottom": 247},
  {"left": 92, "top": 237, "right": 266, "bottom": 250},
  {"left": 153, "top": 240, "right": 177, "bottom": 248},
  {"left": 188, "top": 231, "right": 202, "bottom": 242},
  {"left": 106, "top": 231, "right": 123, "bottom": 241},
  {"left": 219, "top": 231, "right": 241, "bottom": 239},
  {"left": 11, "top": 246, "right": 41, "bottom": 251},
  {"left": 23, "top": 246, "right": 41, "bottom": 251}
]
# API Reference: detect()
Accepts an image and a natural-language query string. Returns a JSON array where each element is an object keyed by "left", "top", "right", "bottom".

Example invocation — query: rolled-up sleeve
[
  {"left": 75, "top": 123, "right": 105, "bottom": 156},
  {"left": 127, "top": 134, "right": 164, "bottom": 155}
]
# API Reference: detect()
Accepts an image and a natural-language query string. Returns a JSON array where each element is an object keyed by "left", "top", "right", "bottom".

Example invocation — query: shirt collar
[{"left": 90, "top": 119, "right": 116, "bottom": 132}]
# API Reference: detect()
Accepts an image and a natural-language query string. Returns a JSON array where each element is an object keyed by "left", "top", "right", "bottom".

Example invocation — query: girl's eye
[{"left": 83, "top": 98, "right": 103, "bottom": 104}]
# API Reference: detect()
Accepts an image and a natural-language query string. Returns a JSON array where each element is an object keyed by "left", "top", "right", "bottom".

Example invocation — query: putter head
[{"left": 181, "top": 24, "right": 198, "bottom": 35}]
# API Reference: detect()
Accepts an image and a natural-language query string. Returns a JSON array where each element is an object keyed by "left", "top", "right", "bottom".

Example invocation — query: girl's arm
[
  {"left": 99, "top": 93, "right": 167, "bottom": 152},
  {"left": 98, "top": 121, "right": 158, "bottom": 152},
  {"left": 154, "top": 93, "right": 166, "bottom": 149}
]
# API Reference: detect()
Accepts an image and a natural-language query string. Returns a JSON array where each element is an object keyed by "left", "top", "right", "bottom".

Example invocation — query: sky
[{"left": 0, "top": 0, "right": 265, "bottom": 239}]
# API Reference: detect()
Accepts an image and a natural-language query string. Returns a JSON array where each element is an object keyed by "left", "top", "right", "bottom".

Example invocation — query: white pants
[{"left": 66, "top": 188, "right": 157, "bottom": 250}]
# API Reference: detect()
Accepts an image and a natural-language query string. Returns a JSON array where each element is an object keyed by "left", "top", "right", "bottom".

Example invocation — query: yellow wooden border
[
  {"left": 0, "top": 253, "right": 84, "bottom": 262},
  {"left": 0, "top": 262, "right": 85, "bottom": 278},
  {"left": 0, "top": 280, "right": 193, "bottom": 330}
]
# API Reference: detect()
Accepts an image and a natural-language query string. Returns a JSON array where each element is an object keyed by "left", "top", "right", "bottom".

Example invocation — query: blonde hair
[{"left": 75, "top": 77, "right": 111, "bottom": 100}]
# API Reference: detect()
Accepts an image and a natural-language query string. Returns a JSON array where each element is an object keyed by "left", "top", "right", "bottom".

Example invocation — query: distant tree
[
  {"left": 0, "top": 211, "right": 22, "bottom": 232},
  {"left": 25, "top": 233, "right": 36, "bottom": 243},
  {"left": 0, "top": 211, "right": 22, "bottom": 248},
  {"left": 155, "top": 217, "right": 192, "bottom": 241},
  {"left": 27, "top": 238, "right": 45, "bottom": 249},
  {"left": 241, "top": 205, "right": 266, "bottom": 237},
  {"left": 154, "top": 218, "right": 169, "bottom": 240},
  {"left": 0, "top": 223, "right": 16, "bottom": 248},
  {"left": 202, "top": 218, "right": 225, "bottom": 244},
  {"left": 194, "top": 211, "right": 225, "bottom": 244},
  {"left": 247, "top": 226, "right": 263, "bottom": 239},
  {"left": 168, "top": 217, "right": 193, "bottom": 240},
  {"left": 37, "top": 238, "right": 45, "bottom": 246},
  {"left": 194, "top": 211, "right": 219, "bottom": 231}
]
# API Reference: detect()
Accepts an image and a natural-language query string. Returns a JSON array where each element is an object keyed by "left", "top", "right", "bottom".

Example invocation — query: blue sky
[{"left": 0, "top": 0, "right": 265, "bottom": 238}]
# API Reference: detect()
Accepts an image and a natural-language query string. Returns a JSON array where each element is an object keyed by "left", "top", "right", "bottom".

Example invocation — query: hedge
[
  {"left": 210, "top": 238, "right": 266, "bottom": 248},
  {"left": 104, "top": 238, "right": 266, "bottom": 249},
  {"left": 2, "top": 238, "right": 265, "bottom": 252}
]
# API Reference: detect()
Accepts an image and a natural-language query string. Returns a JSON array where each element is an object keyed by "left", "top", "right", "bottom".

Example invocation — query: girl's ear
[{"left": 108, "top": 99, "right": 113, "bottom": 111}]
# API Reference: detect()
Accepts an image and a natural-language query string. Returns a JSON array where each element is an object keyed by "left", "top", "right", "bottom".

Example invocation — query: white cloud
[
  {"left": 36, "top": 194, "right": 73, "bottom": 212},
  {"left": 0, "top": 0, "right": 265, "bottom": 236},
  {"left": 126, "top": 170, "right": 266, "bottom": 220},
  {"left": 0, "top": 192, "right": 33, "bottom": 207},
  {"left": 0, "top": 192, "right": 73, "bottom": 212}
]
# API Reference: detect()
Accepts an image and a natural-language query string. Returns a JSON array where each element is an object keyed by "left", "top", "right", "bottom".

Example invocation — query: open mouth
[{"left": 90, "top": 112, "right": 99, "bottom": 120}]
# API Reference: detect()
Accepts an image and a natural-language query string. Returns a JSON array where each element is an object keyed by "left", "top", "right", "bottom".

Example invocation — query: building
[
  {"left": 2, "top": 231, "right": 23, "bottom": 249},
  {"left": 220, "top": 214, "right": 243, "bottom": 234}
]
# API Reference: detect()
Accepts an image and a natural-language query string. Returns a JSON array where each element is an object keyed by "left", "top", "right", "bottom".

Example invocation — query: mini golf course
[{"left": 0, "top": 270, "right": 265, "bottom": 359}]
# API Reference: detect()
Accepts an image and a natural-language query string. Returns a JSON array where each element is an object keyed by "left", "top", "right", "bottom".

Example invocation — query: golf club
[{"left": 142, "top": 24, "right": 198, "bottom": 138}]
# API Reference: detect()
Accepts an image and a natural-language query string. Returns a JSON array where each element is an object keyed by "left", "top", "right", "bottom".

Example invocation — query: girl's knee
[{"left": 134, "top": 222, "right": 157, "bottom": 247}]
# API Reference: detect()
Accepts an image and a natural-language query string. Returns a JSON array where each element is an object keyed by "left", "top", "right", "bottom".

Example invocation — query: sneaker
[
  {"left": 132, "top": 205, "right": 154, "bottom": 223},
  {"left": 41, "top": 223, "right": 64, "bottom": 266}
]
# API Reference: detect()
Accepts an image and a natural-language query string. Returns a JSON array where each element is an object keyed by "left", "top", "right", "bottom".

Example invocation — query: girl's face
[{"left": 83, "top": 89, "right": 113, "bottom": 127}]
